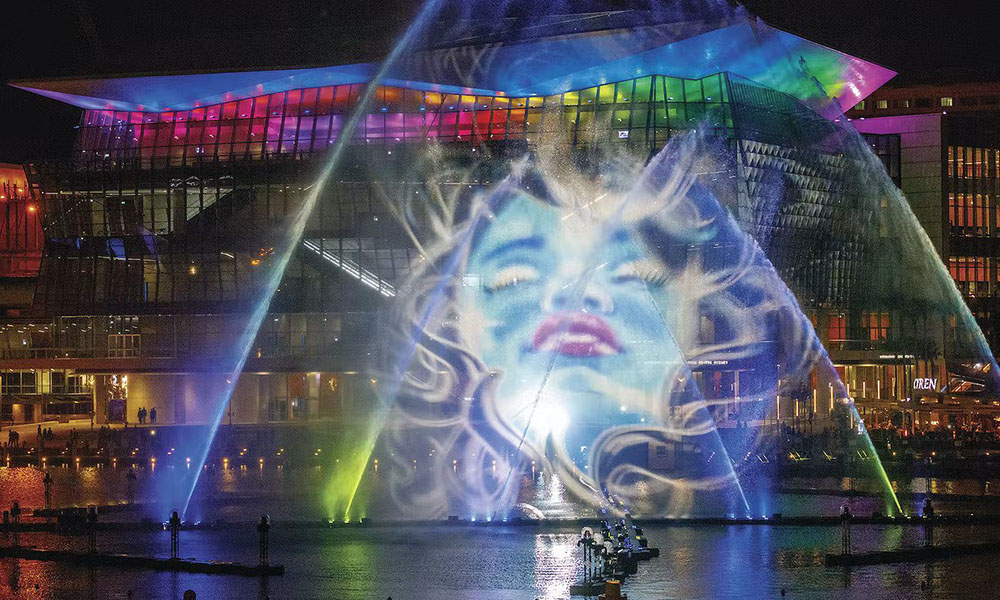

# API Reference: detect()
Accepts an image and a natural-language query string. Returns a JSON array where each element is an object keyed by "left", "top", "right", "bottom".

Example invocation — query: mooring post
[
  {"left": 169, "top": 510, "right": 181, "bottom": 560},
  {"left": 258, "top": 514, "right": 270, "bottom": 567},
  {"left": 923, "top": 497, "right": 935, "bottom": 547},
  {"left": 10, "top": 501, "right": 21, "bottom": 548},
  {"left": 86, "top": 505, "right": 98, "bottom": 554},
  {"left": 840, "top": 505, "right": 852, "bottom": 556},
  {"left": 126, "top": 468, "right": 137, "bottom": 504},
  {"left": 43, "top": 471, "right": 53, "bottom": 510}
]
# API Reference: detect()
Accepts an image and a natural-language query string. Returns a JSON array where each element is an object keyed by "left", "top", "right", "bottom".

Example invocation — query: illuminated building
[{"left": 1, "top": 9, "right": 987, "bottom": 433}]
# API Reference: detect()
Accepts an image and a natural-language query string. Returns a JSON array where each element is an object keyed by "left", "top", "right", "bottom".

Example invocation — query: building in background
[
  {"left": 0, "top": 164, "right": 88, "bottom": 424},
  {"left": 853, "top": 90, "right": 1000, "bottom": 431},
  {"left": 1, "top": 10, "right": 990, "bottom": 432}
]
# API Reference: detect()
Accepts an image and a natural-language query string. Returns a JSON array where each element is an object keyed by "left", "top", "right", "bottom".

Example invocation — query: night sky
[{"left": 1, "top": 0, "right": 997, "bottom": 163}]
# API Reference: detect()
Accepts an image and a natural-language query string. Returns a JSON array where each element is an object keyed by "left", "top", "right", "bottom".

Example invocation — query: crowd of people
[{"left": 4, "top": 417, "right": 1000, "bottom": 475}]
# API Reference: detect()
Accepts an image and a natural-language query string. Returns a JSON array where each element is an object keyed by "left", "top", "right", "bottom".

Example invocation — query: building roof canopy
[{"left": 11, "top": 19, "right": 893, "bottom": 116}]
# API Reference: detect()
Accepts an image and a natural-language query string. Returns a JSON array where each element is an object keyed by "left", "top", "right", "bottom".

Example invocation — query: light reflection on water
[
  {"left": 3, "top": 467, "right": 1000, "bottom": 598},
  {"left": 3, "top": 525, "right": 1000, "bottom": 599},
  {"left": 3, "top": 466, "right": 999, "bottom": 522}
]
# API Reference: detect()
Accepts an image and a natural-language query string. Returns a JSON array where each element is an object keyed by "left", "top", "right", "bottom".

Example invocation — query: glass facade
[
  {"left": 77, "top": 74, "right": 733, "bottom": 165},
  {"left": 945, "top": 143, "right": 1000, "bottom": 346},
  {"left": 15, "top": 67, "right": 959, "bottom": 425}
]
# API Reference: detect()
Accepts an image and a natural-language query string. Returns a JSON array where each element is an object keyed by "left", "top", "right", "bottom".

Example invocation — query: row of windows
[
  {"left": 827, "top": 312, "right": 891, "bottom": 342},
  {"left": 0, "top": 370, "right": 92, "bottom": 395},
  {"left": 947, "top": 146, "right": 1000, "bottom": 179},
  {"left": 2, "top": 314, "right": 377, "bottom": 361},
  {"left": 856, "top": 95, "right": 1000, "bottom": 111},
  {"left": 77, "top": 74, "right": 734, "bottom": 164},
  {"left": 949, "top": 257, "right": 995, "bottom": 296},
  {"left": 948, "top": 193, "right": 1000, "bottom": 235}
]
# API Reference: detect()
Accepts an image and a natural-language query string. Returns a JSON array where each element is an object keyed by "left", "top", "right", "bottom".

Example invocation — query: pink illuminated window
[
  {"left": 385, "top": 113, "right": 404, "bottom": 140},
  {"left": 404, "top": 113, "right": 425, "bottom": 138},
  {"left": 333, "top": 86, "right": 351, "bottom": 112},
  {"left": 828, "top": 314, "right": 846, "bottom": 342},
  {"left": 456, "top": 111, "right": 474, "bottom": 138},
  {"left": 316, "top": 87, "right": 335, "bottom": 115},
  {"left": 300, "top": 88, "right": 318, "bottom": 115},
  {"left": 490, "top": 109, "right": 508, "bottom": 138},
  {"left": 364, "top": 114, "right": 385, "bottom": 139},
  {"left": 253, "top": 97, "right": 269, "bottom": 119}
]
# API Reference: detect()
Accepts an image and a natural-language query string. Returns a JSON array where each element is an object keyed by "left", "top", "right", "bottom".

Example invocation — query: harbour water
[{"left": 3, "top": 466, "right": 1000, "bottom": 599}]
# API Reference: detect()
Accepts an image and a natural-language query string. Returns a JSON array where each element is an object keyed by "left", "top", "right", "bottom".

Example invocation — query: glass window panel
[
  {"left": 460, "top": 95, "right": 476, "bottom": 111},
  {"left": 527, "top": 96, "right": 544, "bottom": 108},
  {"left": 385, "top": 113, "right": 404, "bottom": 140},
  {"left": 664, "top": 77, "right": 684, "bottom": 101},
  {"left": 297, "top": 116, "right": 315, "bottom": 150},
  {"left": 348, "top": 84, "right": 362, "bottom": 105},
  {"left": 267, "top": 93, "right": 285, "bottom": 117},
  {"left": 705, "top": 104, "right": 725, "bottom": 128},
  {"left": 490, "top": 109, "right": 507, "bottom": 138},
  {"left": 140, "top": 123, "right": 158, "bottom": 148},
  {"left": 666, "top": 103, "right": 685, "bottom": 122},
  {"left": 404, "top": 113, "right": 425, "bottom": 138},
  {"left": 281, "top": 116, "right": 299, "bottom": 151},
  {"left": 329, "top": 115, "right": 343, "bottom": 144},
  {"left": 234, "top": 98, "right": 252, "bottom": 119},
  {"left": 457, "top": 111, "right": 474, "bottom": 138},
  {"left": 630, "top": 107, "right": 649, "bottom": 129},
  {"left": 333, "top": 86, "right": 351, "bottom": 111},
  {"left": 284, "top": 90, "right": 302, "bottom": 117},
  {"left": 613, "top": 109, "right": 631, "bottom": 128},
  {"left": 654, "top": 107, "right": 669, "bottom": 128},
  {"left": 316, "top": 87, "right": 335, "bottom": 115},
  {"left": 702, "top": 75, "right": 722, "bottom": 101},
  {"left": 424, "top": 92, "right": 442, "bottom": 108},
  {"left": 402, "top": 89, "right": 423, "bottom": 112},
  {"left": 250, "top": 118, "right": 266, "bottom": 142},
  {"left": 313, "top": 114, "right": 332, "bottom": 146},
  {"left": 507, "top": 109, "right": 525, "bottom": 135},
  {"left": 436, "top": 112, "right": 457, "bottom": 139},
  {"left": 364, "top": 114, "right": 384, "bottom": 139},
  {"left": 684, "top": 80, "right": 704, "bottom": 103},
  {"left": 598, "top": 84, "right": 616, "bottom": 104},
  {"left": 250, "top": 96, "right": 268, "bottom": 119},
  {"left": 298, "top": 88, "right": 317, "bottom": 116},
  {"left": 616, "top": 80, "right": 633, "bottom": 104},
  {"left": 525, "top": 108, "right": 542, "bottom": 132},
  {"left": 474, "top": 110, "right": 492, "bottom": 137},
  {"left": 383, "top": 87, "right": 402, "bottom": 111},
  {"left": 633, "top": 77, "right": 652, "bottom": 103},
  {"left": 475, "top": 96, "right": 494, "bottom": 111}
]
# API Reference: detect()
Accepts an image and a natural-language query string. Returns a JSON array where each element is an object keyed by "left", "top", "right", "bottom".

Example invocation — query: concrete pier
[
  {"left": 825, "top": 541, "right": 1000, "bottom": 567},
  {"left": 0, "top": 546, "right": 284, "bottom": 576}
]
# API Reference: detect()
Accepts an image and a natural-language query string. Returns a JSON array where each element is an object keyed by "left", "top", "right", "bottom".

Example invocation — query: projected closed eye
[
  {"left": 611, "top": 259, "right": 668, "bottom": 287},
  {"left": 485, "top": 265, "right": 540, "bottom": 292}
]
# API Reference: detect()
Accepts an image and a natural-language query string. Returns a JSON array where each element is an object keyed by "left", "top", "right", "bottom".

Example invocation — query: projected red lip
[{"left": 532, "top": 312, "right": 622, "bottom": 357}]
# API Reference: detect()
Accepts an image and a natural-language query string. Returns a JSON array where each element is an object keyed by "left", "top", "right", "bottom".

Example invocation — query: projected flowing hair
[{"left": 371, "top": 131, "right": 826, "bottom": 519}]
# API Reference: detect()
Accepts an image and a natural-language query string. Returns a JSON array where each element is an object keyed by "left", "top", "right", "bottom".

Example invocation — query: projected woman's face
[{"left": 460, "top": 193, "right": 684, "bottom": 450}]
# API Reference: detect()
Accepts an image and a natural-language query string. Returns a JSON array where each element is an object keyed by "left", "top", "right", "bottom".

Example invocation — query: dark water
[
  {"left": 3, "top": 466, "right": 1000, "bottom": 599},
  {"left": 5, "top": 524, "right": 1000, "bottom": 599},
  {"left": 5, "top": 464, "right": 1000, "bottom": 522}
]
